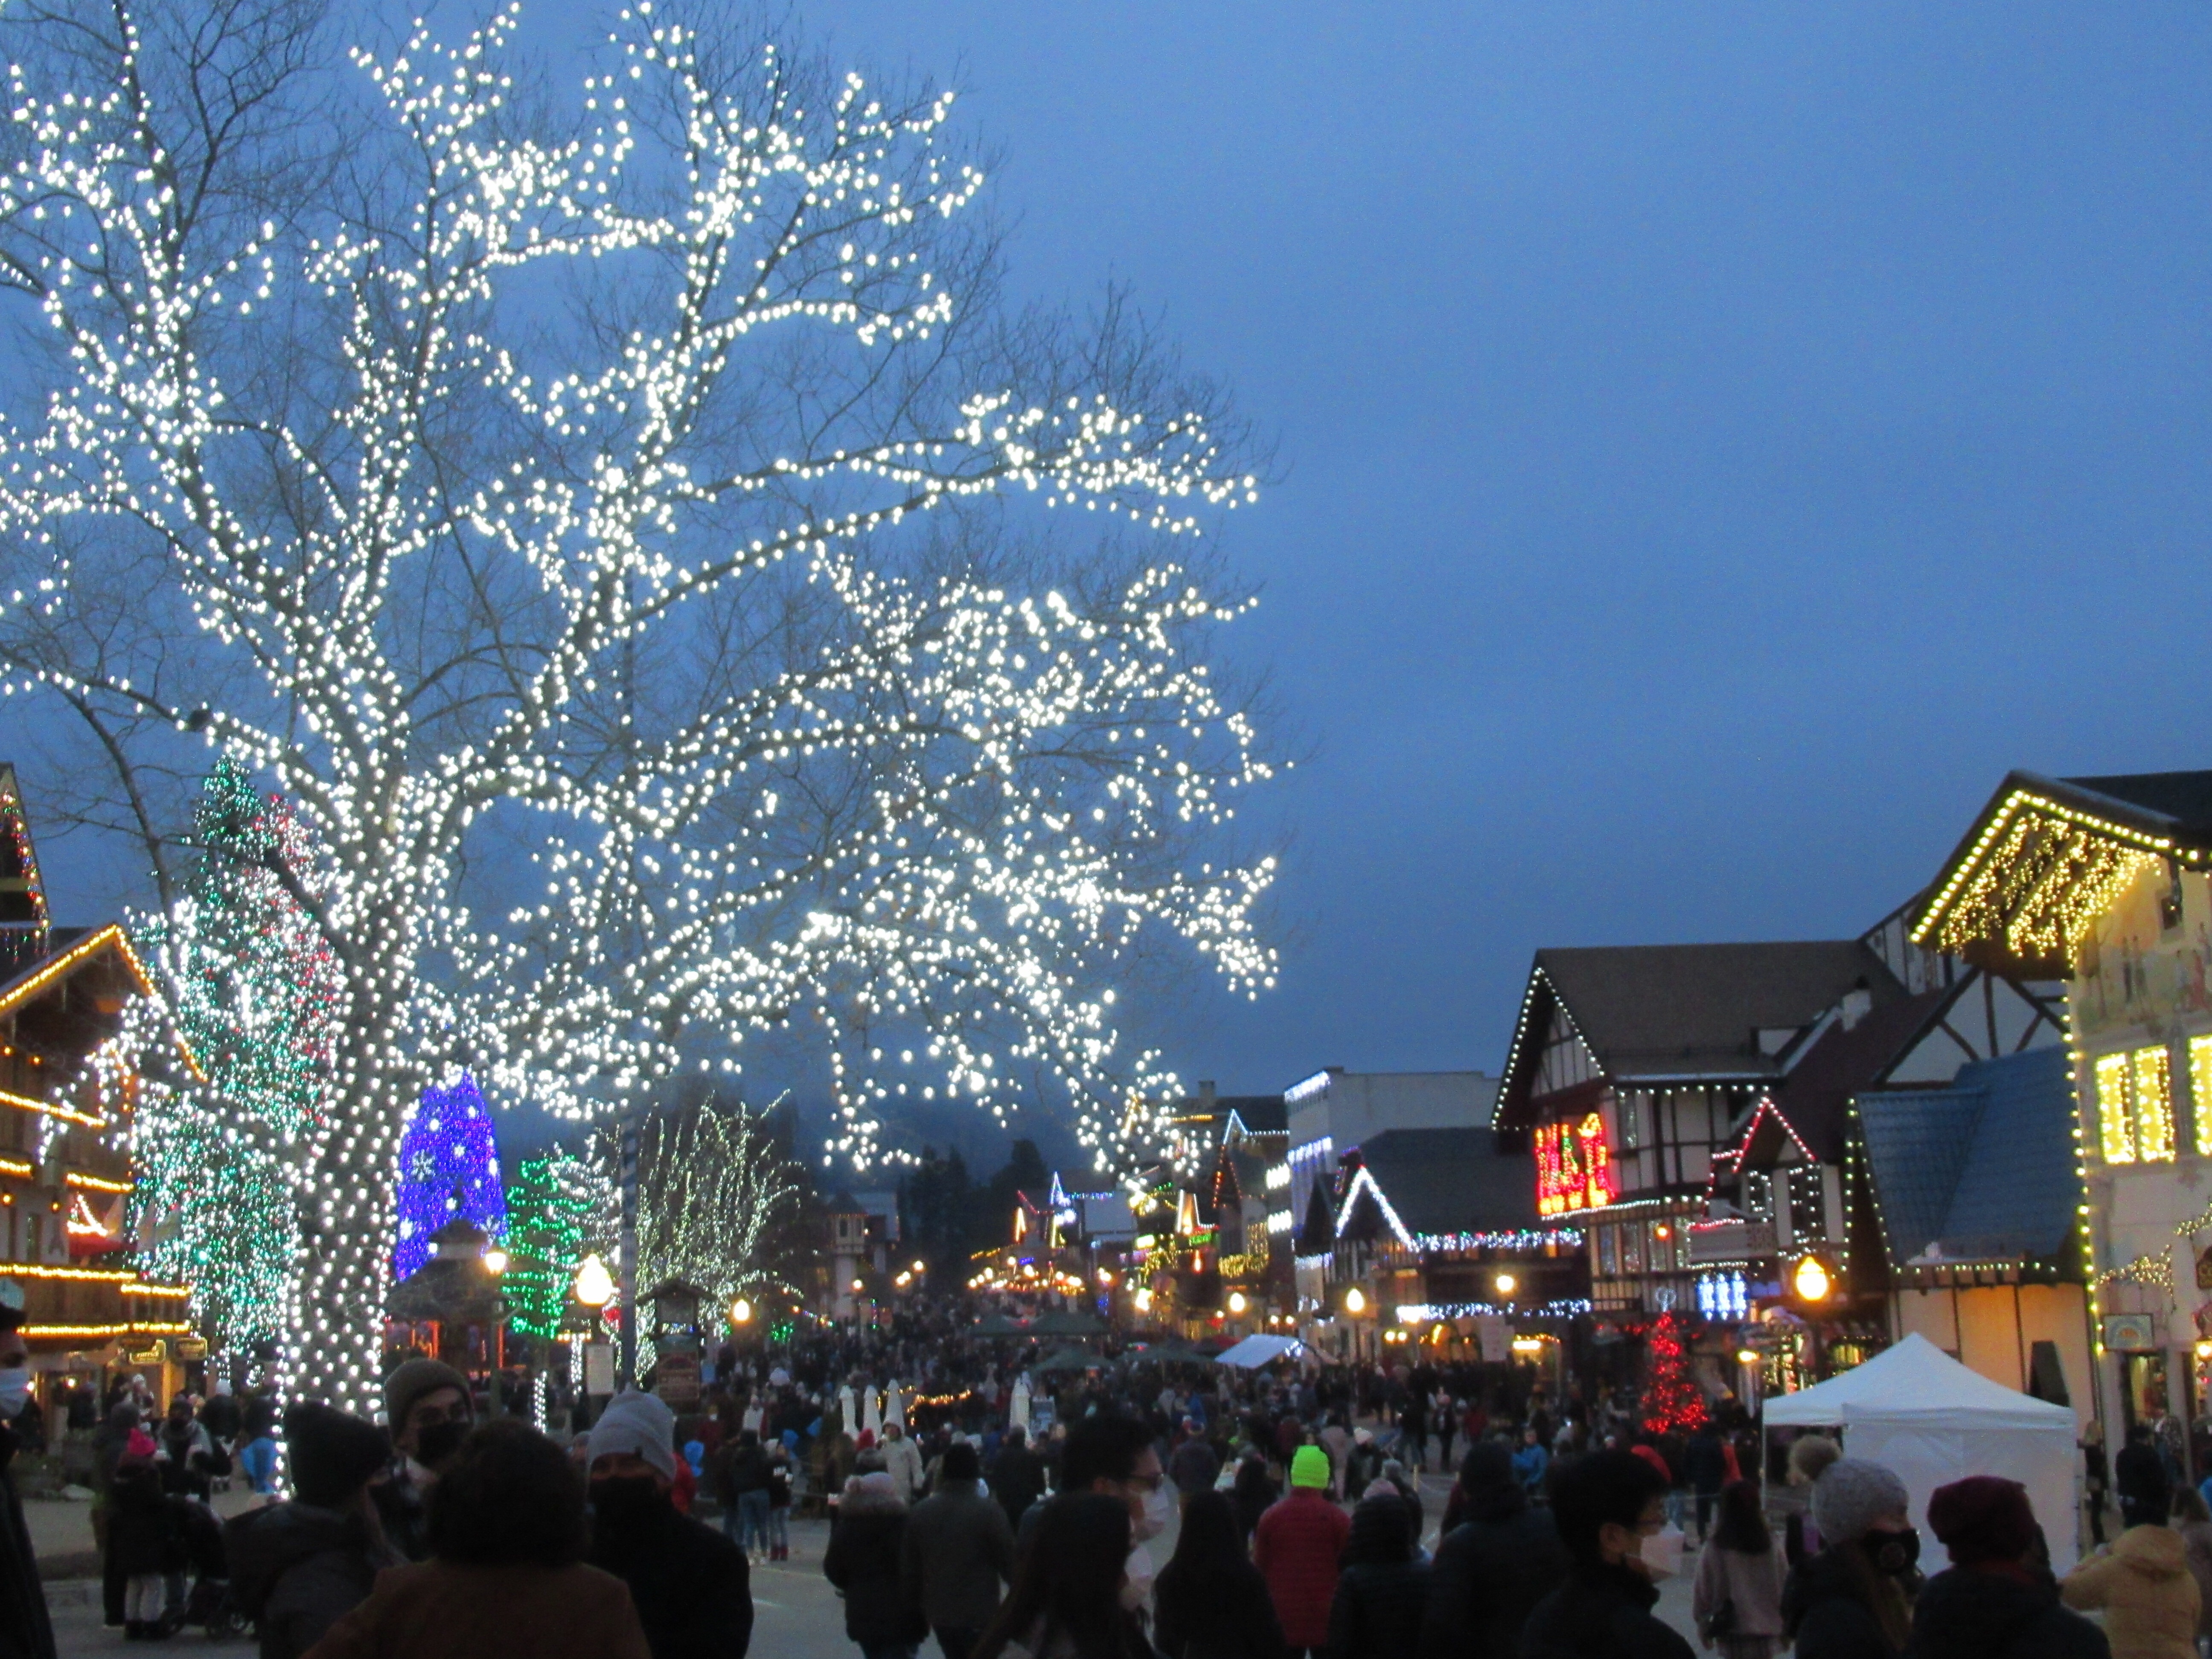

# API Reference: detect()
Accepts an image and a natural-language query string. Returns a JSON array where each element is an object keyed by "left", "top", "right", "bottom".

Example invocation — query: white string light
[{"left": 0, "top": 4, "right": 1278, "bottom": 1409}]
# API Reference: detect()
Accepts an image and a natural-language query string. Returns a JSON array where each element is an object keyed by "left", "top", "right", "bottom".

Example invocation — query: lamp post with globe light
[{"left": 569, "top": 1253, "right": 617, "bottom": 1426}]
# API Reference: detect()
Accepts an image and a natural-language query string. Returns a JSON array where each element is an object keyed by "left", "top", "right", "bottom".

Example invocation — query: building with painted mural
[{"left": 1912, "top": 769, "right": 2212, "bottom": 1436}]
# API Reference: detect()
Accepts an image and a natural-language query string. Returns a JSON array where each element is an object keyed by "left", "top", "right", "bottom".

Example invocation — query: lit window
[
  {"left": 2192, "top": 1035, "right": 2212, "bottom": 1156},
  {"left": 2136, "top": 1046, "right": 2176, "bottom": 1161},
  {"left": 2097, "top": 1053, "right": 2135, "bottom": 1163},
  {"left": 2096, "top": 1046, "right": 2177, "bottom": 1165}
]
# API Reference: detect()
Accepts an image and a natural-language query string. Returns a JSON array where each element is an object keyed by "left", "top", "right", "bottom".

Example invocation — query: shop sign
[
  {"left": 1535, "top": 1113, "right": 1617, "bottom": 1217},
  {"left": 2196, "top": 1247, "right": 2212, "bottom": 1291},
  {"left": 2103, "top": 1313, "right": 2161, "bottom": 1353},
  {"left": 655, "top": 1349, "right": 701, "bottom": 1409},
  {"left": 173, "top": 1337, "right": 209, "bottom": 1361}
]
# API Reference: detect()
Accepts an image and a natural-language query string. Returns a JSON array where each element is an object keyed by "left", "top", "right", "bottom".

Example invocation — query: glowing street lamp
[
  {"left": 573, "top": 1253, "right": 615, "bottom": 1309},
  {"left": 731, "top": 1298, "right": 754, "bottom": 1325},
  {"left": 1227, "top": 1290, "right": 1248, "bottom": 1315},
  {"left": 482, "top": 1248, "right": 509, "bottom": 1276},
  {"left": 1343, "top": 1286, "right": 1367, "bottom": 1316},
  {"left": 1792, "top": 1256, "right": 1833, "bottom": 1304}
]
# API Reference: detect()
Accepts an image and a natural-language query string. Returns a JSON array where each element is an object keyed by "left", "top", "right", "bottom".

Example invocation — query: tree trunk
[{"left": 290, "top": 992, "right": 417, "bottom": 1414}]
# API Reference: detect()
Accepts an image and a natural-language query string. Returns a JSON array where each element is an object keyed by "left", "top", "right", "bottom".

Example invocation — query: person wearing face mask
[
  {"left": 372, "top": 1359, "right": 474, "bottom": 1563},
  {"left": 1781, "top": 1458, "right": 1920, "bottom": 1659},
  {"left": 1015, "top": 1415, "right": 1168, "bottom": 1618},
  {"left": 0, "top": 1306, "right": 54, "bottom": 1659},
  {"left": 1518, "top": 1448, "right": 1696, "bottom": 1659},
  {"left": 971, "top": 1493, "right": 1153, "bottom": 1659},
  {"left": 584, "top": 1391, "right": 754, "bottom": 1659},
  {"left": 1254, "top": 1445, "right": 1351, "bottom": 1659}
]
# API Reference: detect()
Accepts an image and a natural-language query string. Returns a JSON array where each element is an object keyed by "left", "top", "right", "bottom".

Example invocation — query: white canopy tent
[
  {"left": 1212, "top": 1334, "right": 1304, "bottom": 1369},
  {"left": 1763, "top": 1333, "right": 2079, "bottom": 1571}
]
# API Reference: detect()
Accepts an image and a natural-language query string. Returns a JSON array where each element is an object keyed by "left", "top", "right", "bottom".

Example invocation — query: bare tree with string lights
[{"left": 0, "top": 0, "right": 1279, "bottom": 1408}]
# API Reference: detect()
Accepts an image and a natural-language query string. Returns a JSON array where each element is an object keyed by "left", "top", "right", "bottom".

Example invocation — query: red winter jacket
[{"left": 1253, "top": 1487, "right": 1350, "bottom": 1647}]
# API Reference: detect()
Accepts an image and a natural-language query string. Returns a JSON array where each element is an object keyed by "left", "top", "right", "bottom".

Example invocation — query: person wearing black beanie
[{"left": 224, "top": 1404, "right": 402, "bottom": 1659}]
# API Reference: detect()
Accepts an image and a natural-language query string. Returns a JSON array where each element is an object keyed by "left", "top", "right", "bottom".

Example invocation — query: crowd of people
[{"left": 0, "top": 1293, "right": 2193, "bottom": 1659}]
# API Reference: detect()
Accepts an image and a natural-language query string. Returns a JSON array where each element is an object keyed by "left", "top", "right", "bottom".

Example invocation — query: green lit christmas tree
[
  {"left": 503, "top": 1149, "right": 597, "bottom": 1341},
  {"left": 133, "top": 757, "right": 340, "bottom": 1358}
]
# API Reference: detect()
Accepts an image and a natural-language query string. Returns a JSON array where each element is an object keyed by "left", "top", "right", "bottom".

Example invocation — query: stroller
[{"left": 171, "top": 1498, "right": 247, "bottom": 1640}]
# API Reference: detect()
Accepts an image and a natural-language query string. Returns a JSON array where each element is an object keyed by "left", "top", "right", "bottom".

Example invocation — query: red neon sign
[{"left": 1536, "top": 1112, "right": 1617, "bottom": 1217}]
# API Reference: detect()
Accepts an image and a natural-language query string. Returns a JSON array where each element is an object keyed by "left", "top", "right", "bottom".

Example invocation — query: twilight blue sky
[
  {"left": 30, "top": 3, "right": 2212, "bottom": 1153},
  {"left": 775, "top": 1, "right": 2212, "bottom": 1097}
]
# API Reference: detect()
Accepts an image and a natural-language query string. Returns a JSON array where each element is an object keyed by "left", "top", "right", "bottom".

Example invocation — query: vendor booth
[
  {"left": 1212, "top": 1333, "right": 1304, "bottom": 1369},
  {"left": 1764, "top": 1333, "right": 2079, "bottom": 1571}
]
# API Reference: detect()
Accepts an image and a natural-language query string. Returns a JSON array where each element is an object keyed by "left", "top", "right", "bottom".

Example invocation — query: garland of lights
[
  {"left": 0, "top": 3, "right": 1276, "bottom": 1410},
  {"left": 131, "top": 759, "right": 340, "bottom": 1361},
  {"left": 1413, "top": 1229, "right": 1585, "bottom": 1253}
]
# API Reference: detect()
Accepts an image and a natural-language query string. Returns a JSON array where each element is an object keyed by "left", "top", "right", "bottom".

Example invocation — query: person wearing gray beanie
[
  {"left": 585, "top": 1390, "right": 754, "bottom": 1659},
  {"left": 584, "top": 1391, "right": 678, "bottom": 1486},
  {"left": 1784, "top": 1458, "right": 1919, "bottom": 1659},
  {"left": 1810, "top": 1459, "right": 1911, "bottom": 1548}
]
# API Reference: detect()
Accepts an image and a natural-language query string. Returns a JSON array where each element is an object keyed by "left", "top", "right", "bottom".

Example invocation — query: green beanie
[{"left": 1291, "top": 1444, "right": 1330, "bottom": 1489}]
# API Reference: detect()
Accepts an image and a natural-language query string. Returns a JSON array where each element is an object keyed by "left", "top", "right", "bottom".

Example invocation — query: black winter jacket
[
  {"left": 1154, "top": 1553, "right": 1286, "bottom": 1659},
  {"left": 824, "top": 1500, "right": 926, "bottom": 1647},
  {"left": 589, "top": 1490, "right": 754, "bottom": 1659},
  {"left": 1519, "top": 1560, "right": 1697, "bottom": 1659},
  {"left": 899, "top": 1481, "right": 1014, "bottom": 1633},
  {"left": 1784, "top": 1545, "right": 1908, "bottom": 1659},
  {"left": 226, "top": 1502, "right": 397, "bottom": 1659},
  {"left": 987, "top": 1446, "right": 1044, "bottom": 1531},
  {"left": 1328, "top": 1558, "right": 1432, "bottom": 1659},
  {"left": 0, "top": 1426, "right": 52, "bottom": 1659},
  {"left": 1906, "top": 1566, "right": 2109, "bottom": 1659},
  {"left": 1421, "top": 1503, "right": 1571, "bottom": 1659}
]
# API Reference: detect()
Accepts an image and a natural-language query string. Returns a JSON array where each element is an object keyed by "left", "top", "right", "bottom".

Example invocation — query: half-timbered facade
[
  {"left": 1696, "top": 905, "right": 2068, "bottom": 1380},
  {"left": 1495, "top": 940, "right": 1913, "bottom": 1319}
]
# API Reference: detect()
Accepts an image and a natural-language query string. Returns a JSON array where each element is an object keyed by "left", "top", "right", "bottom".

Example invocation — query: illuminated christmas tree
[
  {"left": 393, "top": 1074, "right": 506, "bottom": 1282},
  {"left": 503, "top": 1149, "right": 597, "bottom": 1341},
  {"left": 134, "top": 757, "right": 341, "bottom": 1355},
  {"left": 1640, "top": 1310, "right": 1708, "bottom": 1434}
]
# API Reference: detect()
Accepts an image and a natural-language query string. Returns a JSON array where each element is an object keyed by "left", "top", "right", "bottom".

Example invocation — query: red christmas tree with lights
[{"left": 1640, "top": 1311, "right": 1708, "bottom": 1433}]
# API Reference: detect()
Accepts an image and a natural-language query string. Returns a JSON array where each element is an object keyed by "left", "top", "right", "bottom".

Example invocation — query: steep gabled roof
[
  {"left": 1496, "top": 941, "right": 1903, "bottom": 1129},
  {"left": 1765, "top": 984, "right": 1959, "bottom": 1162},
  {"left": 1339, "top": 1127, "right": 1538, "bottom": 1241},
  {"left": 1853, "top": 1047, "right": 2080, "bottom": 1269},
  {"left": 1225, "top": 1097, "right": 1287, "bottom": 1136},
  {"left": 1915, "top": 769, "right": 2212, "bottom": 977}
]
